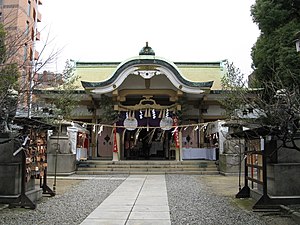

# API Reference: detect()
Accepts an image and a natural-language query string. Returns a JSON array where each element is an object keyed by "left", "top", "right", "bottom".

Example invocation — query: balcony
[
  {"left": 32, "top": 28, "right": 40, "bottom": 41},
  {"left": 29, "top": 48, "right": 39, "bottom": 60},
  {"left": 34, "top": 50, "right": 39, "bottom": 60},
  {"left": 37, "top": 11, "right": 41, "bottom": 22},
  {"left": 35, "top": 30, "right": 40, "bottom": 41},
  {"left": 33, "top": 9, "right": 42, "bottom": 23}
]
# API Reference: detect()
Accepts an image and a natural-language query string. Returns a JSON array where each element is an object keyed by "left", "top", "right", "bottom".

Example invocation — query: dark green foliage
[
  {"left": 220, "top": 1, "right": 300, "bottom": 151},
  {"left": 98, "top": 95, "right": 119, "bottom": 124},
  {"left": 251, "top": 0, "right": 300, "bottom": 89},
  {"left": 251, "top": 0, "right": 300, "bottom": 35}
]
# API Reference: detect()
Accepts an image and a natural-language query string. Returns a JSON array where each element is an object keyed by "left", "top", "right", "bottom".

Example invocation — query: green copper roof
[{"left": 81, "top": 58, "right": 214, "bottom": 90}]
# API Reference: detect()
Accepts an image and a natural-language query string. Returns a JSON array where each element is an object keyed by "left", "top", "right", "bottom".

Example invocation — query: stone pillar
[
  {"left": 175, "top": 147, "right": 180, "bottom": 161},
  {"left": 267, "top": 138, "right": 300, "bottom": 196},
  {"left": 47, "top": 130, "right": 76, "bottom": 176},
  {"left": 112, "top": 152, "right": 119, "bottom": 161},
  {"left": 219, "top": 138, "right": 245, "bottom": 175}
]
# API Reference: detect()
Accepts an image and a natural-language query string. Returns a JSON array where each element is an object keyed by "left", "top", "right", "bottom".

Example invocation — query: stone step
[
  {"left": 77, "top": 166, "right": 218, "bottom": 172},
  {"left": 79, "top": 164, "right": 216, "bottom": 169},
  {"left": 76, "top": 160, "right": 219, "bottom": 175},
  {"left": 87, "top": 166, "right": 217, "bottom": 170},
  {"left": 82, "top": 160, "right": 216, "bottom": 165},
  {"left": 75, "top": 170, "right": 220, "bottom": 175}
]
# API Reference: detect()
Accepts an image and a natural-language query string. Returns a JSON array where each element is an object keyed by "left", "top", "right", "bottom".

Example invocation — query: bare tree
[
  {"left": 38, "top": 60, "right": 81, "bottom": 121},
  {"left": 221, "top": 62, "right": 300, "bottom": 152},
  {"left": 0, "top": 7, "right": 63, "bottom": 127}
]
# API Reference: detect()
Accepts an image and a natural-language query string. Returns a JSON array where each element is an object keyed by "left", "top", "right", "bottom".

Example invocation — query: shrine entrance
[
  {"left": 78, "top": 43, "right": 216, "bottom": 160},
  {"left": 117, "top": 94, "right": 177, "bottom": 160},
  {"left": 124, "top": 128, "right": 172, "bottom": 160}
]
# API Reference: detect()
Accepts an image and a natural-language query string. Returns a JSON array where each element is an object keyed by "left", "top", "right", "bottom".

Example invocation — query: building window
[
  {"left": 25, "top": 21, "right": 29, "bottom": 35},
  {"left": 27, "top": 1, "right": 31, "bottom": 17},
  {"left": 23, "top": 43, "right": 28, "bottom": 61}
]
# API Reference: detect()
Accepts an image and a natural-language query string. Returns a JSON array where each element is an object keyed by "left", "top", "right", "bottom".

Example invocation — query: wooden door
[{"left": 97, "top": 127, "right": 113, "bottom": 158}]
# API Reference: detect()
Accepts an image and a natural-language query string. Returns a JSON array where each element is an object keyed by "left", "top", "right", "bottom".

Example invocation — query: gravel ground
[
  {"left": 166, "top": 174, "right": 297, "bottom": 225},
  {"left": 0, "top": 177, "right": 125, "bottom": 225},
  {"left": 0, "top": 174, "right": 298, "bottom": 225}
]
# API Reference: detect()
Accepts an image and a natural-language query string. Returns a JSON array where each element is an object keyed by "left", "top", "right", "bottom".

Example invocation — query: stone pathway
[{"left": 80, "top": 175, "right": 170, "bottom": 225}]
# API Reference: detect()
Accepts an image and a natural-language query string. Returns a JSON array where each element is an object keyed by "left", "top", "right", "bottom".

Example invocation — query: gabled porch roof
[{"left": 77, "top": 50, "right": 226, "bottom": 94}]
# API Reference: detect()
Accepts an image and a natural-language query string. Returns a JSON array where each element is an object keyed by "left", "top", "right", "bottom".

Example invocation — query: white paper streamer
[
  {"left": 139, "top": 110, "right": 143, "bottom": 119},
  {"left": 98, "top": 125, "right": 103, "bottom": 136}
]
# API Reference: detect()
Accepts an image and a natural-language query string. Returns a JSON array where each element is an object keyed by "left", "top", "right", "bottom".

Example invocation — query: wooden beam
[
  {"left": 112, "top": 89, "right": 118, "bottom": 96},
  {"left": 119, "top": 89, "right": 177, "bottom": 97},
  {"left": 177, "top": 90, "right": 183, "bottom": 96}
]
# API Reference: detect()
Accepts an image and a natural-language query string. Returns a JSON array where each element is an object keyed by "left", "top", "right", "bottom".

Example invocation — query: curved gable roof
[{"left": 81, "top": 56, "right": 214, "bottom": 94}]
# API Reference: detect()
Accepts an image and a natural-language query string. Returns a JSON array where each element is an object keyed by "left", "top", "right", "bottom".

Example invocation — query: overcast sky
[{"left": 39, "top": 0, "right": 260, "bottom": 76}]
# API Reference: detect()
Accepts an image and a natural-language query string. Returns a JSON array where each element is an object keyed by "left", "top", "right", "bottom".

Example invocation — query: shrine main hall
[{"left": 40, "top": 43, "right": 227, "bottom": 161}]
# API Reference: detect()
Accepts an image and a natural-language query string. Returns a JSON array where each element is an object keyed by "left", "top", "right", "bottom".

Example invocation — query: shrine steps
[{"left": 76, "top": 160, "right": 219, "bottom": 175}]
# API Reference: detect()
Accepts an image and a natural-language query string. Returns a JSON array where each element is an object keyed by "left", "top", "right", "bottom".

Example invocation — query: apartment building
[{"left": 0, "top": 0, "right": 42, "bottom": 115}]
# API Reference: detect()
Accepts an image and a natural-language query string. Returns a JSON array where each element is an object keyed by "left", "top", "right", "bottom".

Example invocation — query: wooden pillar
[
  {"left": 91, "top": 119, "right": 97, "bottom": 158},
  {"left": 91, "top": 110, "right": 97, "bottom": 159},
  {"left": 199, "top": 102, "right": 205, "bottom": 148},
  {"left": 199, "top": 119, "right": 205, "bottom": 148},
  {"left": 117, "top": 132, "right": 121, "bottom": 160}
]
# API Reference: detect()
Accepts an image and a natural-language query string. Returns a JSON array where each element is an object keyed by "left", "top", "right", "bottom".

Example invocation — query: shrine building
[{"left": 40, "top": 43, "right": 227, "bottom": 161}]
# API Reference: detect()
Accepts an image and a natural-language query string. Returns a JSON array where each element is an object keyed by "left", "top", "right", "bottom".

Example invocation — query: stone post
[{"left": 47, "top": 124, "right": 76, "bottom": 176}]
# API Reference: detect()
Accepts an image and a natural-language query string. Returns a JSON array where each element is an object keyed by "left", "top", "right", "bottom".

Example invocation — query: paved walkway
[{"left": 81, "top": 175, "right": 171, "bottom": 225}]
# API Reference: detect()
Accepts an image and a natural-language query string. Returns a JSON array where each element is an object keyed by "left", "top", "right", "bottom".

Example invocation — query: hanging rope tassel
[
  {"left": 134, "top": 128, "right": 142, "bottom": 146},
  {"left": 147, "top": 108, "right": 151, "bottom": 117},
  {"left": 158, "top": 109, "right": 162, "bottom": 118},
  {"left": 162, "top": 109, "right": 166, "bottom": 118}
]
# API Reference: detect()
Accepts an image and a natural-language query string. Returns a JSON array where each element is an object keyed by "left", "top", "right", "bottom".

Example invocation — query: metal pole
[
  {"left": 53, "top": 122, "right": 60, "bottom": 193},
  {"left": 238, "top": 143, "right": 242, "bottom": 191},
  {"left": 244, "top": 148, "right": 249, "bottom": 188},
  {"left": 262, "top": 149, "right": 268, "bottom": 197},
  {"left": 28, "top": 2, "right": 39, "bottom": 118}
]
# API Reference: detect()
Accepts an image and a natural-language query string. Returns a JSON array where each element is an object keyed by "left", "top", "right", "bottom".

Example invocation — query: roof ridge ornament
[{"left": 139, "top": 42, "right": 155, "bottom": 56}]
